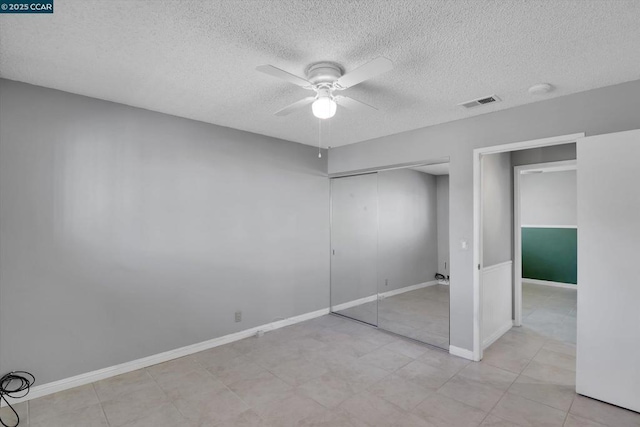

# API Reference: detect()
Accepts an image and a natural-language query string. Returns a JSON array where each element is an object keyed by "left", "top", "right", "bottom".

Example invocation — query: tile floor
[
  {"left": 335, "top": 284, "right": 450, "bottom": 349},
  {"left": 378, "top": 285, "right": 449, "bottom": 349},
  {"left": 2, "top": 284, "right": 639, "bottom": 426},
  {"left": 520, "top": 282, "right": 577, "bottom": 344}
]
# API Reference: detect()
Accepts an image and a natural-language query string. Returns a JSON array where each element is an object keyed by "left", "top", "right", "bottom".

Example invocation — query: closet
[{"left": 330, "top": 164, "right": 450, "bottom": 349}]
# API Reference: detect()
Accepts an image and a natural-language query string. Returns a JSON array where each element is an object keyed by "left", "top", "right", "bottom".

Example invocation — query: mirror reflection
[
  {"left": 330, "top": 173, "right": 379, "bottom": 326},
  {"left": 377, "top": 165, "right": 450, "bottom": 349},
  {"left": 330, "top": 162, "right": 450, "bottom": 349}
]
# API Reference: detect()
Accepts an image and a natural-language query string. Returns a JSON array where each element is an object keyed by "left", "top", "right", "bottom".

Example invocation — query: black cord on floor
[{"left": 0, "top": 372, "right": 35, "bottom": 427}]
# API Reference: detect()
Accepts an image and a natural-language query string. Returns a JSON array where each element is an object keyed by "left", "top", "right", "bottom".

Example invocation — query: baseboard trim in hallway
[
  {"left": 522, "top": 278, "right": 577, "bottom": 289},
  {"left": 449, "top": 345, "right": 475, "bottom": 360},
  {"left": 0, "top": 307, "right": 330, "bottom": 407},
  {"left": 482, "top": 320, "right": 514, "bottom": 350}
]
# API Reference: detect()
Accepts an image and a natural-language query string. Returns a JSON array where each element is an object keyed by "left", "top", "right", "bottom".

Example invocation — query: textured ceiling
[{"left": 1, "top": 1, "right": 640, "bottom": 147}]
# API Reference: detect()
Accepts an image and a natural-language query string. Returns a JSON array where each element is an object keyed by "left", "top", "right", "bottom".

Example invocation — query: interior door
[
  {"left": 576, "top": 129, "right": 640, "bottom": 412},
  {"left": 330, "top": 174, "right": 378, "bottom": 325}
]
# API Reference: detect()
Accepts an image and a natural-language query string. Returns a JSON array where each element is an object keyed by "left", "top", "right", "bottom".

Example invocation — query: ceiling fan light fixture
[
  {"left": 257, "top": 57, "right": 393, "bottom": 119},
  {"left": 312, "top": 96, "right": 337, "bottom": 119}
]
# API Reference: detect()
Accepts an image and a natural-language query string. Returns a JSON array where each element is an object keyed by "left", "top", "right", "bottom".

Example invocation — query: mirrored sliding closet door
[
  {"left": 376, "top": 166, "right": 450, "bottom": 349},
  {"left": 330, "top": 162, "right": 450, "bottom": 350},
  {"left": 330, "top": 173, "right": 379, "bottom": 326}
]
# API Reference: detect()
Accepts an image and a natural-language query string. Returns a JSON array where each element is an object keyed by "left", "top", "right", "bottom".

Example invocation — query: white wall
[
  {"left": 328, "top": 79, "right": 640, "bottom": 352},
  {"left": 436, "top": 175, "right": 450, "bottom": 275},
  {"left": 0, "top": 79, "right": 330, "bottom": 385},
  {"left": 482, "top": 262, "right": 513, "bottom": 349},
  {"left": 521, "top": 170, "right": 576, "bottom": 226},
  {"left": 576, "top": 130, "right": 640, "bottom": 412}
]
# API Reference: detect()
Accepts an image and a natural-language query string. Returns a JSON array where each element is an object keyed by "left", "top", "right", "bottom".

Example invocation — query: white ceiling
[
  {"left": 1, "top": 1, "right": 640, "bottom": 148},
  {"left": 411, "top": 163, "right": 450, "bottom": 176}
]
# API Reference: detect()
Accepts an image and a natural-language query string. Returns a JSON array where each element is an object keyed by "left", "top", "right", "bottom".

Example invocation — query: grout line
[
  {"left": 146, "top": 358, "right": 210, "bottom": 425},
  {"left": 478, "top": 392, "right": 508, "bottom": 425},
  {"left": 496, "top": 346, "right": 574, "bottom": 418},
  {"left": 562, "top": 405, "right": 572, "bottom": 426},
  {"left": 566, "top": 394, "right": 578, "bottom": 418},
  {"left": 432, "top": 353, "right": 518, "bottom": 422},
  {"left": 507, "top": 389, "right": 573, "bottom": 416},
  {"left": 479, "top": 362, "right": 521, "bottom": 419},
  {"left": 188, "top": 353, "right": 263, "bottom": 423},
  {"left": 92, "top": 383, "right": 111, "bottom": 427},
  {"left": 481, "top": 286, "right": 578, "bottom": 422}
]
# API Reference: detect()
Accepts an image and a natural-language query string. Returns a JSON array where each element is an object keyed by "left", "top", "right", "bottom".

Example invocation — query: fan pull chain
[
  {"left": 327, "top": 119, "right": 330, "bottom": 154},
  {"left": 318, "top": 118, "right": 322, "bottom": 158}
]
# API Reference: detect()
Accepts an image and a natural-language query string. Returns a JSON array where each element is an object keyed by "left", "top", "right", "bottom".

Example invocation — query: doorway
[
  {"left": 513, "top": 160, "right": 577, "bottom": 339},
  {"left": 474, "top": 129, "right": 640, "bottom": 413},
  {"left": 473, "top": 133, "right": 583, "bottom": 360}
]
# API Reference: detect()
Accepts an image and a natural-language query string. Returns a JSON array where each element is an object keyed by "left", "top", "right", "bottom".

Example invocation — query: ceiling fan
[{"left": 256, "top": 57, "right": 393, "bottom": 119}]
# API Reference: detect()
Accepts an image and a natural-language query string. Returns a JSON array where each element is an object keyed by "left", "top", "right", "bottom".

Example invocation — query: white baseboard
[
  {"left": 449, "top": 345, "right": 475, "bottom": 361},
  {"left": 331, "top": 295, "right": 378, "bottom": 312},
  {"left": 379, "top": 280, "right": 438, "bottom": 299},
  {"left": 521, "top": 225, "right": 577, "bottom": 229},
  {"left": 481, "top": 261, "right": 513, "bottom": 359},
  {"left": 332, "top": 281, "right": 438, "bottom": 312},
  {"left": 523, "top": 279, "right": 577, "bottom": 289},
  {"left": 0, "top": 307, "right": 330, "bottom": 407},
  {"left": 482, "top": 320, "right": 513, "bottom": 350}
]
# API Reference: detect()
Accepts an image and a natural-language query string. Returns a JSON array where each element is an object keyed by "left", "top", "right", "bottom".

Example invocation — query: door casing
[{"left": 472, "top": 133, "right": 584, "bottom": 361}]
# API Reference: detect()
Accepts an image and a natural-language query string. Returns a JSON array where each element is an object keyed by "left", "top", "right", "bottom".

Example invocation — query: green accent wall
[{"left": 522, "top": 227, "right": 577, "bottom": 284}]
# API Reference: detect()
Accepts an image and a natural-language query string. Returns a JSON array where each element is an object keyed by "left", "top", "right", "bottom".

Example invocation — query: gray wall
[
  {"left": 521, "top": 170, "right": 577, "bottom": 226},
  {"left": 511, "top": 143, "right": 576, "bottom": 166},
  {"left": 0, "top": 79, "right": 330, "bottom": 384},
  {"left": 378, "top": 169, "right": 438, "bottom": 292},
  {"left": 482, "top": 153, "right": 513, "bottom": 267},
  {"left": 436, "top": 175, "right": 450, "bottom": 276},
  {"left": 327, "top": 79, "right": 640, "bottom": 352}
]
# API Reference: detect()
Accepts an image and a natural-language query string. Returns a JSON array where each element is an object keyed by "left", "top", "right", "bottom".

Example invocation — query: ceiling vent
[{"left": 458, "top": 95, "right": 501, "bottom": 109}]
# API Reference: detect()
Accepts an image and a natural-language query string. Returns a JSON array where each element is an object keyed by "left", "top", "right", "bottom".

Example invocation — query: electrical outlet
[
  {"left": 235, "top": 311, "right": 242, "bottom": 322},
  {"left": 385, "top": 279, "right": 389, "bottom": 286}
]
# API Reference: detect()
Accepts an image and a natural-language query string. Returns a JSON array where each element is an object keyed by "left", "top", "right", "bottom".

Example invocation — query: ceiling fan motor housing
[{"left": 306, "top": 62, "right": 344, "bottom": 86}]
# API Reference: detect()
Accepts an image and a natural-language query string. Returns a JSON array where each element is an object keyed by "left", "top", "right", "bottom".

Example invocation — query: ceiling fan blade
[
  {"left": 256, "top": 65, "right": 312, "bottom": 88},
  {"left": 335, "top": 96, "right": 379, "bottom": 113},
  {"left": 274, "top": 96, "right": 316, "bottom": 116},
  {"left": 336, "top": 57, "right": 393, "bottom": 89}
]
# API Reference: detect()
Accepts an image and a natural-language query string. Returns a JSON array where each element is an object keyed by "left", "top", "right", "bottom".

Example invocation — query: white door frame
[
  {"left": 513, "top": 160, "right": 577, "bottom": 327},
  {"left": 472, "top": 132, "right": 584, "bottom": 361}
]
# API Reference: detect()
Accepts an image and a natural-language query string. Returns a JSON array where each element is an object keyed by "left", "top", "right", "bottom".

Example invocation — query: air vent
[{"left": 458, "top": 95, "right": 501, "bottom": 109}]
